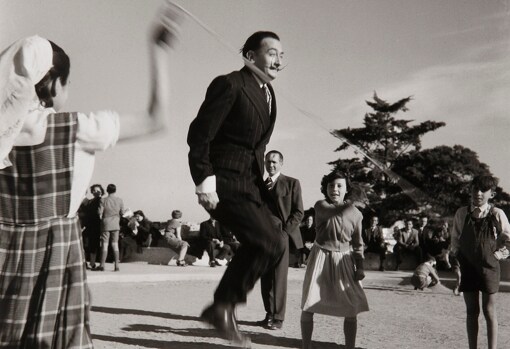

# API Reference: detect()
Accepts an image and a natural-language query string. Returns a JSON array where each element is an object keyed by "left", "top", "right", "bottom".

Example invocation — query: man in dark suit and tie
[
  {"left": 259, "top": 150, "right": 304, "bottom": 330},
  {"left": 393, "top": 218, "right": 422, "bottom": 270},
  {"left": 417, "top": 215, "right": 432, "bottom": 259},
  {"left": 362, "top": 216, "right": 388, "bottom": 271},
  {"left": 187, "top": 31, "right": 286, "bottom": 343}
]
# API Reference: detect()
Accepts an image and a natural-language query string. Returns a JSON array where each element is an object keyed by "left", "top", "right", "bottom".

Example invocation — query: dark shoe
[
  {"left": 114, "top": 267, "right": 120, "bottom": 272},
  {"left": 255, "top": 313, "right": 273, "bottom": 328},
  {"left": 209, "top": 261, "right": 217, "bottom": 268},
  {"left": 269, "top": 319, "right": 283, "bottom": 330},
  {"left": 92, "top": 266, "right": 104, "bottom": 272},
  {"left": 200, "top": 303, "right": 249, "bottom": 345},
  {"left": 177, "top": 260, "right": 187, "bottom": 267},
  {"left": 395, "top": 263, "right": 400, "bottom": 271},
  {"left": 378, "top": 265, "right": 385, "bottom": 271},
  {"left": 214, "top": 259, "right": 221, "bottom": 266}
]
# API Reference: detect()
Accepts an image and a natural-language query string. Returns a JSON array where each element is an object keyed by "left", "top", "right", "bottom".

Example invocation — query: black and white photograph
[{"left": 1, "top": 1, "right": 510, "bottom": 348}]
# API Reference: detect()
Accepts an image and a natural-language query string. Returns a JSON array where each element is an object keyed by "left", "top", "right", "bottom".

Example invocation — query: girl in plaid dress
[{"left": 0, "top": 6, "right": 180, "bottom": 348}]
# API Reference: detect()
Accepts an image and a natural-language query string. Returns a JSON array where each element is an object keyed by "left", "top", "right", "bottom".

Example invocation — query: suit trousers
[
  {"left": 393, "top": 244, "right": 422, "bottom": 265},
  {"left": 206, "top": 241, "right": 231, "bottom": 261},
  {"left": 210, "top": 198, "right": 286, "bottom": 305},
  {"left": 260, "top": 234, "right": 289, "bottom": 321}
]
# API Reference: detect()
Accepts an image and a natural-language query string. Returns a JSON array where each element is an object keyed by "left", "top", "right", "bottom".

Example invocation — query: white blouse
[{"left": 1, "top": 35, "right": 119, "bottom": 217}]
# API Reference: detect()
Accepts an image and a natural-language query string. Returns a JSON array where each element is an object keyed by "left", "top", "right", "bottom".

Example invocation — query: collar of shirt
[
  {"left": 470, "top": 203, "right": 490, "bottom": 217},
  {"left": 267, "top": 172, "right": 281, "bottom": 183},
  {"left": 251, "top": 71, "right": 266, "bottom": 88}
]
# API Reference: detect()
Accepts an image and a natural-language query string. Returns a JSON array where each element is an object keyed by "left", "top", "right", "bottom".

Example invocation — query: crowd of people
[
  {"left": 79, "top": 188, "right": 246, "bottom": 269},
  {"left": 80, "top": 193, "right": 459, "bottom": 277},
  {"left": 78, "top": 183, "right": 316, "bottom": 272}
]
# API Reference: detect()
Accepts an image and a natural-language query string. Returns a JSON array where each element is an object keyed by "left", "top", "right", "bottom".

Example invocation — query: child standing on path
[
  {"left": 300, "top": 170, "right": 369, "bottom": 349},
  {"left": 450, "top": 175, "right": 510, "bottom": 349},
  {"left": 0, "top": 5, "right": 181, "bottom": 347},
  {"left": 411, "top": 256, "right": 440, "bottom": 290}
]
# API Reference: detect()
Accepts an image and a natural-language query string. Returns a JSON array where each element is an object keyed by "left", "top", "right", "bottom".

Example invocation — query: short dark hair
[
  {"left": 471, "top": 175, "right": 498, "bottom": 192},
  {"left": 241, "top": 31, "right": 280, "bottom": 58},
  {"left": 106, "top": 184, "right": 116, "bottom": 194},
  {"left": 266, "top": 150, "right": 283, "bottom": 162},
  {"left": 320, "top": 170, "right": 350, "bottom": 200},
  {"left": 133, "top": 210, "right": 145, "bottom": 218},
  {"left": 35, "top": 40, "right": 70, "bottom": 108},
  {"left": 425, "top": 255, "right": 436, "bottom": 264},
  {"left": 171, "top": 210, "right": 182, "bottom": 219},
  {"left": 90, "top": 184, "right": 104, "bottom": 196}
]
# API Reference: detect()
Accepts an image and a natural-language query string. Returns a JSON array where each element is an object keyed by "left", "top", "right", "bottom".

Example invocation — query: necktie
[
  {"left": 472, "top": 207, "right": 481, "bottom": 218},
  {"left": 265, "top": 177, "right": 273, "bottom": 190},
  {"left": 262, "top": 84, "right": 272, "bottom": 115}
]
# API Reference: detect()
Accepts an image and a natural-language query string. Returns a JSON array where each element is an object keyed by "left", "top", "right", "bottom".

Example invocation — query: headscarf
[{"left": 0, "top": 35, "right": 53, "bottom": 169}]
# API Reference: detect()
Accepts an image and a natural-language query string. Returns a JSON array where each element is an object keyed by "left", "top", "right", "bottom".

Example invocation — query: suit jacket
[
  {"left": 396, "top": 228, "right": 420, "bottom": 247},
  {"left": 300, "top": 224, "right": 316, "bottom": 243},
  {"left": 363, "top": 225, "right": 385, "bottom": 245},
  {"left": 187, "top": 66, "right": 277, "bottom": 204},
  {"left": 199, "top": 219, "right": 224, "bottom": 242},
  {"left": 269, "top": 174, "right": 304, "bottom": 249},
  {"left": 418, "top": 225, "right": 432, "bottom": 246},
  {"left": 99, "top": 194, "right": 124, "bottom": 231}
]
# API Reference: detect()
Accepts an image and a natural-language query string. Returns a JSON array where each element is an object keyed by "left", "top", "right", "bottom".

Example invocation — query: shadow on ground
[
  {"left": 93, "top": 334, "right": 233, "bottom": 348},
  {"left": 92, "top": 306, "right": 196, "bottom": 321},
  {"left": 91, "top": 306, "right": 346, "bottom": 348}
]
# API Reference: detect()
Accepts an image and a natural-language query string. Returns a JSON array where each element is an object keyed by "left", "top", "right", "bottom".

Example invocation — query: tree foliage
[
  {"left": 329, "top": 92, "right": 510, "bottom": 226},
  {"left": 393, "top": 146, "right": 510, "bottom": 217}
]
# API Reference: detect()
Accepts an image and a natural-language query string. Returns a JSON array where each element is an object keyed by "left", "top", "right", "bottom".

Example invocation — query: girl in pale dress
[
  {"left": 0, "top": 5, "right": 180, "bottom": 348},
  {"left": 301, "top": 170, "right": 369, "bottom": 349}
]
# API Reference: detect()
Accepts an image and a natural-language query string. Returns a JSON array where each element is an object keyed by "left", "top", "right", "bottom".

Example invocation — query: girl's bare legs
[
  {"left": 112, "top": 241, "right": 120, "bottom": 271},
  {"left": 178, "top": 243, "right": 189, "bottom": 264},
  {"left": 344, "top": 316, "right": 357, "bottom": 349},
  {"left": 99, "top": 240, "right": 108, "bottom": 270},
  {"left": 463, "top": 291, "right": 480, "bottom": 349},
  {"left": 482, "top": 292, "right": 498, "bottom": 349},
  {"left": 453, "top": 266, "right": 461, "bottom": 295},
  {"left": 301, "top": 311, "right": 314, "bottom": 349}
]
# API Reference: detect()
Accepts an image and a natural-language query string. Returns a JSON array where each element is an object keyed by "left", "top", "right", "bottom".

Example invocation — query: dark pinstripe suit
[{"left": 188, "top": 66, "right": 286, "bottom": 305}]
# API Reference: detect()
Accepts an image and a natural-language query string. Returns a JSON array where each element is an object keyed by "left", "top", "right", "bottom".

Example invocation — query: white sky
[{"left": 1, "top": 0, "right": 509, "bottom": 223}]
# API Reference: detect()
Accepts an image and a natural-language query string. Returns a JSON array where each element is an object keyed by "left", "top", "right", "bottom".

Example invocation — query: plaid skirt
[{"left": 0, "top": 217, "right": 93, "bottom": 349}]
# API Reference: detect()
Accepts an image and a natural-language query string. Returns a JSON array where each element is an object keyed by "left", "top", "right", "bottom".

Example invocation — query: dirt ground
[{"left": 87, "top": 263, "right": 510, "bottom": 349}]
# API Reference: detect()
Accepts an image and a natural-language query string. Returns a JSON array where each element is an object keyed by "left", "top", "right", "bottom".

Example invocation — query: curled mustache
[
  {"left": 242, "top": 59, "right": 287, "bottom": 83},
  {"left": 276, "top": 64, "right": 287, "bottom": 72}
]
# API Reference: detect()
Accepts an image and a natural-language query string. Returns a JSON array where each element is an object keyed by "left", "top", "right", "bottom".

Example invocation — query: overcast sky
[{"left": 2, "top": 0, "right": 509, "bottom": 223}]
